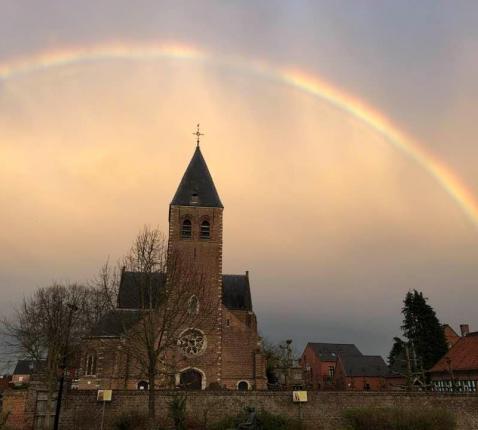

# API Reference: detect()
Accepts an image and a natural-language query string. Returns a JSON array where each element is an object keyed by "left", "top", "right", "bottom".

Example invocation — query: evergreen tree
[
  {"left": 388, "top": 337, "right": 404, "bottom": 367},
  {"left": 401, "top": 290, "right": 448, "bottom": 370}
]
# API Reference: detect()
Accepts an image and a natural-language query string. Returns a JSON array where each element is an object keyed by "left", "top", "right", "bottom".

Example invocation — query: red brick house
[
  {"left": 76, "top": 144, "right": 267, "bottom": 391},
  {"left": 429, "top": 329, "right": 478, "bottom": 393},
  {"left": 334, "top": 354, "right": 389, "bottom": 391},
  {"left": 11, "top": 360, "right": 39, "bottom": 387},
  {"left": 300, "top": 343, "right": 362, "bottom": 390}
]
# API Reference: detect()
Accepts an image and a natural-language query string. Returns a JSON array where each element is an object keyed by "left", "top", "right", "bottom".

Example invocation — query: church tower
[
  {"left": 76, "top": 127, "right": 266, "bottom": 391},
  {"left": 168, "top": 134, "right": 224, "bottom": 388}
]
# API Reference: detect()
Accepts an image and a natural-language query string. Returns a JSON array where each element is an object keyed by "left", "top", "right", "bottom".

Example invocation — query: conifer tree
[{"left": 401, "top": 290, "right": 448, "bottom": 371}]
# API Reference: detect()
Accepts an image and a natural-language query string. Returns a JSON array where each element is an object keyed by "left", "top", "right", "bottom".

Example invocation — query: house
[
  {"left": 11, "top": 360, "right": 38, "bottom": 386},
  {"left": 76, "top": 140, "right": 267, "bottom": 391},
  {"left": 335, "top": 354, "right": 389, "bottom": 391},
  {"left": 300, "top": 343, "right": 362, "bottom": 390},
  {"left": 429, "top": 329, "right": 478, "bottom": 393}
]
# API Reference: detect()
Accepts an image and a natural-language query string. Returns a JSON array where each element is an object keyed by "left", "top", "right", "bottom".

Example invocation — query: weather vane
[{"left": 193, "top": 123, "right": 204, "bottom": 147}]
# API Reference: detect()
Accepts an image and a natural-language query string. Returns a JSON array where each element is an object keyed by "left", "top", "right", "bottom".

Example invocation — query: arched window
[
  {"left": 85, "top": 353, "right": 97, "bottom": 376},
  {"left": 181, "top": 219, "right": 192, "bottom": 238},
  {"left": 188, "top": 295, "right": 199, "bottom": 315},
  {"left": 200, "top": 220, "right": 210, "bottom": 239},
  {"left": 137, "top": 380, "right": 149, "bottom": 390}
]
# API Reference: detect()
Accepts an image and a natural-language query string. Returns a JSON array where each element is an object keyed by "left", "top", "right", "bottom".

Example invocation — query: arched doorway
[
  {"left": 137, "top": 380, "right": 149, "bottom": 390},
  {"left": 179, "top": 368, "right": 203, "bottom": 390}
]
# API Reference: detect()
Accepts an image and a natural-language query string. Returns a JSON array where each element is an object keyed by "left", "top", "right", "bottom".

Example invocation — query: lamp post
[{"left": 53, "top": 303, "right": 78, "bottom": 430}]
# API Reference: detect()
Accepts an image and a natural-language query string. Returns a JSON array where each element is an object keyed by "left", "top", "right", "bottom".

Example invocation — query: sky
[{"left": 1, "top": 1, "right": 478, "bottom": 362}]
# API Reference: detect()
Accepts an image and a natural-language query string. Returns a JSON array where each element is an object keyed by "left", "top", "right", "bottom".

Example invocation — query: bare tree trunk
[{"left": 148, "top": 368, "right": 156, "bottom": 430}]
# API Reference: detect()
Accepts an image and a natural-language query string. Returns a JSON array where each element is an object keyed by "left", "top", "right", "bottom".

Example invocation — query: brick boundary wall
[{"left": 53, "top": 390, "right": 478, "bottom": 430}]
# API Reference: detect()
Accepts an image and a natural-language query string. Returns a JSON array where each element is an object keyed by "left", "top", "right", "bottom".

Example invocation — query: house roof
[
  {"left": 429, "top": 331, "right": 478, "bottom": 373},
  {"left": 118, "top": 271, "right": 252, "bottom": 312},
  {"left": 307, "top": 343, "right": 362, "bottom": 361},
  {"left": 339, "top": 355, "right": 389, "bottom": 377},
  {"left": 171, "top": 146, "right": 223, "bottom": 208},
  {"left": 13, "top": 360, "right": 38, "bottom": 375}
]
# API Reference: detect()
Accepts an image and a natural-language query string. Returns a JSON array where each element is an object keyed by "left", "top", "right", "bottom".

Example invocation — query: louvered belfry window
[
  {"left": 200, "top": 220, "right": 210, "bottom": 239},
  {"left": 181, "top": 219, "right": 192, "bottom": 238}
]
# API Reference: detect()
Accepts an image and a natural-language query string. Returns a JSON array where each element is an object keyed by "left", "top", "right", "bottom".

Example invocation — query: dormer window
[
  {"left": 191, "top": 193, "right": 199, "bottom": 204},
  {"left": 181, "top": 219, "right": 192, "bottom": 239},
  {"left": 200, "top": 220, "right": 210, "bottom": 239}
]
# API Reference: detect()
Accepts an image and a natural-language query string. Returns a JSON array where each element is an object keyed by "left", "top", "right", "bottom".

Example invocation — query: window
[
  {"left": 137, "top": 380, "right": 149, "bottom": 390},
  {"left": 178, "top": 329, "right": 207, "bottom": 357},
  {"left": 85, "top": 353, "right": 97, "bottom": 376},
  {"left": 181, "top": 219, "right": 192, "bottom": 238},
  {"left": 188, "top": 295, "right": 199, "bottom": 315},
  {"left": 191, "top": 193, "right": 199, "bottom": 204},
  {"left": 237, "top": 381, "right": 249, "bottom": 391},
  {"left": 328, "top": 366, "right": 335, "bottom": 378},
  {"left": 200, "top": 220, "right": 210, "bottom": 239}
]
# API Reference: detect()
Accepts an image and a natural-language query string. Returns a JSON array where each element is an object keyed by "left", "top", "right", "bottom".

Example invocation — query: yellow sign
[
  {"left": 97, "top": 389, "right": 113, "bottom": 402},
  {"left": 292, "top": 391, "right": 307, "bottom": 403}
]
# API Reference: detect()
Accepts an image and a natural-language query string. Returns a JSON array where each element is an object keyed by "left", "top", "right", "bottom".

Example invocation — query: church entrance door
[{"left": 180, "top": 369, "right": 203, "bottom": 390}]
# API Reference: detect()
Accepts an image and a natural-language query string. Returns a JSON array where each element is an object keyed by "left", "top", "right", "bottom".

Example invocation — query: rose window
[{"left": 178, "top": 329, "right": 206, "bottom": 357}]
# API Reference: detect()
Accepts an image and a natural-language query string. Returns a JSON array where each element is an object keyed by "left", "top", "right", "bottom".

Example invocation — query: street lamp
[{"left": 53, "top": 303, "right": 78, "bottom": 430}]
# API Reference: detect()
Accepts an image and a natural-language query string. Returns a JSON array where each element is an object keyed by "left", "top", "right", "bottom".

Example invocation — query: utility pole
[{"left": 53, "top": 303, "right": 78, "bottom": 430}]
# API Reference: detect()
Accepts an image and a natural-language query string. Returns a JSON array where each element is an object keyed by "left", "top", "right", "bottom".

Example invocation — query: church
[{"left": 76, "top": 136, "right": 267, "bottom": 391}]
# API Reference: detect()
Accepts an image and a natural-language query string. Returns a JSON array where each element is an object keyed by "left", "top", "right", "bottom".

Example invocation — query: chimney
[{"left": 460, "top": 324, "right": 470, "bottom": 337}]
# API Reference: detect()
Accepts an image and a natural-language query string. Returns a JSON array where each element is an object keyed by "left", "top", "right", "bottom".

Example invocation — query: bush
[
  {"left": 112, "top": 411, "right": 148, "bottom": 430},
  {"left": 342, "top": 406, "right": 456, "bottom": 430},
  {"left": 209, "top": 408, "right": 302, "bottom": 430},
  {"left": 169, "top": 395, "right": 187, "bottom": 430}
]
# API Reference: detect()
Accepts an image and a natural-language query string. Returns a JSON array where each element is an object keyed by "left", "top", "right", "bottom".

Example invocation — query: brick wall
[
  {"left": 3, "top": 389, "right": 28, "bottom": 429},
  {"left": 53, "top": 390, "right": 478, "bottom": 430},
  {"left": 5, "top": 388, "right": 478, "bottom": 430}
]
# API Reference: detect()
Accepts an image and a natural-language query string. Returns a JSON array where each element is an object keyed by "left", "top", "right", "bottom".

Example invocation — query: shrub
[
  {"left": 112, "top": 411, "right": 148, "bottom": 430},
  {"left": 168, "top": 395, "right": 187, "bottom": 430},
  {"left": 342, "top": 406, "right": 456, "bottom": 430}
]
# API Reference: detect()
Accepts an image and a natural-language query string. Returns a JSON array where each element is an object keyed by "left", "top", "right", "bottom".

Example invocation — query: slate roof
[
  {"left": 171, "top": 146, "right": 223, "bottom": 208},
  {"left": 339, "top": 355, "right": 389, "bottom": 377},
  {"left": 13, "top": 360, "right": 38, "bottom": 375},
  {"left": 117, "top": 271, "right": 166, "bottom": 309},
  {"left": 118, "top": 271, "right": 252, "bottom": 312},
  {"left": 222, "top": 275, "right": 252, "bottom": 311},
  {"left": 90, "top": 309, "right": 142, "bottom": 337},
  {"left": 429, "top": 331, "right": 478, "bottom": 373},
  {"left": 308, "top": 343, "right": 362, "bottom": 361}
]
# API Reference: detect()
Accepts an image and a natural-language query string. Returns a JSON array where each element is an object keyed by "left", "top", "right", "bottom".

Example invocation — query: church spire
[{"left": 171, "top": 132, "right": 223, "bottom": 208}]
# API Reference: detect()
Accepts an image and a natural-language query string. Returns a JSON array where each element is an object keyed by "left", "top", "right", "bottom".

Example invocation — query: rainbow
[{"left": 1, "top": 42, "right": 477, "bottom": 228}]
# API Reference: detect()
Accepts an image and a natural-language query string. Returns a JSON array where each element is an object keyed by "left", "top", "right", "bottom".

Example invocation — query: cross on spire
[{"left": 193, "top": 123, "right": 204, "bottom": 147}]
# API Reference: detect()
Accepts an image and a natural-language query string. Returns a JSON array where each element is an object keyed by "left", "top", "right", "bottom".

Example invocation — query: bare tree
[
  {"left": 121, "top": 226, "right": 218, "bottom": 429},
  {"left": 87, "top": 258, "right": 121, "bottom": 319},
  {"left": 1, "top": 283, "right": 111, "bottom": 429}
]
